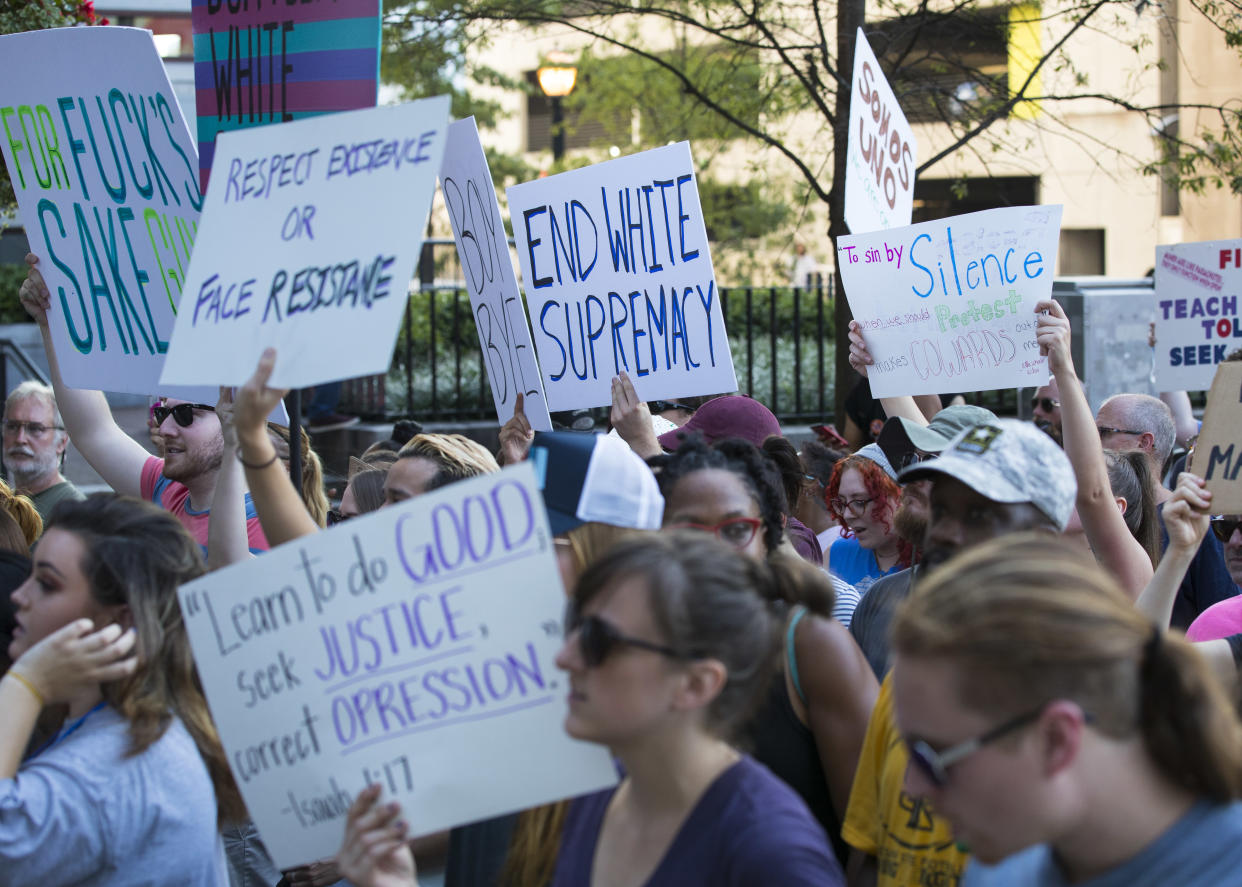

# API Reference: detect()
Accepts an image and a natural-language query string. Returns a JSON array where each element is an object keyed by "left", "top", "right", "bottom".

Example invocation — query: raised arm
[
  {"left": 1136, "top": 473, "right": 1211, "bottom": 626},
  {"left": 847, "top": 321, "right": 929, "bottom": 429},
  {"left": 206, "top": 388, "right": 252, "bottom": 570}
]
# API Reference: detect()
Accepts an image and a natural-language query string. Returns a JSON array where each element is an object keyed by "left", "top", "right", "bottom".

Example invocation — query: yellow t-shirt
[{"left": 842, "top": 675, "right": 969, "bottom": 887}]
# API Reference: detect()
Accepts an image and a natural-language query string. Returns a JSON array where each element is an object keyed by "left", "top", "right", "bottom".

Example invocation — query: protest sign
[
  {"left": 159, "top": 98, "right": 449, "bottom": 389},
  {"left": 839, "top": 204, "right": 1063, "bottom": 397},
  {"left": 0, "top": 27, "right": 203, "bottom": 396},
  {"left": 845, "top": 28, "right": 917, "bottom": 234},
  {"left": 506, "top": 143, "right": 737, "bottom": 411},
  {"left": 441, "top": 119, "right": 552, "bottom": 431},
  {"left": 179, "top": 461, "right": 618, "bottom": 868},
  {"left": 1153, "top": 239, "right": 1242, "bottom": 391},
  {"left": 1189, "top": 361, "right": 1242, "bottom": 513},
  {"left": 191, "top": 0, "right": 381, "bottom": 192}
]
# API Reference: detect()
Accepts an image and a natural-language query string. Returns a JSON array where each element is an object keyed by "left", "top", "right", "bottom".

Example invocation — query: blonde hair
[
  {"left": 395, "top": 433, "right": 499, "bottom": 488},
  {"left": 0, "top": 477, "right": 42, "bottom": 545},
  {"left": 267, "top": 423, "right": 330, "bottom": 527}
]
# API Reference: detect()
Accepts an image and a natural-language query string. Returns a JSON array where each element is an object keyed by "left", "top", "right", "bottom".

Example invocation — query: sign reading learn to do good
[
  {"left": 0, "top": 27, "right": 201, "bottom": 396},
  {"left": 1153, "top": 238, "right": 1242, "bottom": 391},
  {"left": 507, "top": 143, "right": 737, "bottom": 411},
  {"left": 159, "top": 97, "right": 449, "bottom": 389},
  {"left": 840, "top": 204, "right": 1063, "bottom": 398},
  {"left": 179, "top": 462, "right": 618, "bottom": 868}
]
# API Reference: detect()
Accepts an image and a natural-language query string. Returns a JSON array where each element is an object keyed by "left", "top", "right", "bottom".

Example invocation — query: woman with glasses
[
  {"left": 823, "top": 447, "right": 912, "bottom": 595},
  {"left": 338, "top": 533, "right": 844, "bottom": 887},
  {"left": 653, "top": 436, "right": 877, "bottom": 866},
  {"left": 891, "top": 533, "right": 1242, "bottom": 886}
]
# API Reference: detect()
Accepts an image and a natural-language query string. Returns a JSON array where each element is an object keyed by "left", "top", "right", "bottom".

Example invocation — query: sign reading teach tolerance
[
  {"left": 507, "top": 143, "right": 737, "bottom": 411},
  {"left": 179, "top": 462, "right": 618, "bottom": 868},
  {"left": 840, "top": 205, "right": 1063, "bottom": 398},
  {"left": 1153, "top": 238, "right": 1242, "bottom": 392},
  {"left": 0, "top": 27, "right": 201, "bottom": 395},
  {"left": 160, "top": 97, "right": 449, "bottom": 388}
]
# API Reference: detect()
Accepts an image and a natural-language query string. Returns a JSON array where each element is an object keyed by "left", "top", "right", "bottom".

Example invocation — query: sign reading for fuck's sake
[
  {"left": 840, "top": 205, "right": 1062, "bottom": 397},
  {"left": 179, "top": 462, "right": 618, "bottom": 868},
  {"left": 160, "top": 97, "right": 449, "bottom": 388}
]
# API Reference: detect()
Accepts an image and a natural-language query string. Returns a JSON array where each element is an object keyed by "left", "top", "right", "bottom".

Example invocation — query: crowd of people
[{"left": 2, "top": 250, "right": 1242, "bottom": 887}]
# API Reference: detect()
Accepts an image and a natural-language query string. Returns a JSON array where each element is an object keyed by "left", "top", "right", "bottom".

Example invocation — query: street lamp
[{"left": 537, "top": 51, "right": 577, "bottom": 162}]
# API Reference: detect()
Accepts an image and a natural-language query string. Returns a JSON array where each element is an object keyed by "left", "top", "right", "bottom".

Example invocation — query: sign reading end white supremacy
[
  {"left": 160, "top": 97, "right": 450, "bottom": 388},
  {"left": 180, "top": 462, "right": 617, "bottom": 868},
  {"left": 507, "top": 143, "right": 737, "bottom": 411}
]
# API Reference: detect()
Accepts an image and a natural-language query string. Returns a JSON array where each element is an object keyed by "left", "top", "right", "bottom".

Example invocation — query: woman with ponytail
[{"left": 891, "top": 532, "right": 1242, "bottom": 885}]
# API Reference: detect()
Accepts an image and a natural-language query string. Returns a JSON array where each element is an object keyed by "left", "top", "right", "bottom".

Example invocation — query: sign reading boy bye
[{"left": 507, "top": 143, "right": 737, "bottom": 411}]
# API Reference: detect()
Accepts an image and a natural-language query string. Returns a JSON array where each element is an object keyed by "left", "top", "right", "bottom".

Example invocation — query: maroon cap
[{"left": 657, "top": 395, "right": 781, "bottom": 450}]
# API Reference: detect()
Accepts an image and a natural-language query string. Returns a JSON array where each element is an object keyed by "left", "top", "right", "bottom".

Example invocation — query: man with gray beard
[{"left": 3, "top": 381, "right": 83, "bottom": 523}]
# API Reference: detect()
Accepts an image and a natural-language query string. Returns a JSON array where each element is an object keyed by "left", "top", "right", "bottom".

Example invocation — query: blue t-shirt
[
  {"left": 829, "top": 535, "right": 900, "bottom": 595},
  {"left": 964, "top": 800, "right": 1242, "bottom": 887},
  {"left": 551, "top": 756, "right": 843, "bottom": 887}
]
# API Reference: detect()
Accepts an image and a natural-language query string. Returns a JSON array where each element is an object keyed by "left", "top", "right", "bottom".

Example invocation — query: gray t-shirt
[
  {"left": 964, "top": 801, "right": 1242, "bottom": 886},
  {"left": 0, "top": 704, "right": 227, "bottom": 886},
  {"left": 848, "top": 565, "right": 918, "bottom": 680},
  {"left": 30, "top": 479, "right": 85, "bottom": 525}
]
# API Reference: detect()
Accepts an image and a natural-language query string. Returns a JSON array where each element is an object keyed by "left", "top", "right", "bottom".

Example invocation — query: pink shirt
[
  {"left": 1186, "top": 592, "right": 1242, "bottom": 642},
  {"left": 140, "top": 457, "right": 269, "bottom": 554}
]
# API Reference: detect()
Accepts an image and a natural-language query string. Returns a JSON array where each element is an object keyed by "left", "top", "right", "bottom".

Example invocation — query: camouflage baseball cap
[{"left": 898, "top": 418, "right": 1076, "bottom": 531}]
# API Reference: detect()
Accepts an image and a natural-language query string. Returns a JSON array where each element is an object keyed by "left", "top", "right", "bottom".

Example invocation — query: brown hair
[
  {"left": 1104, "top": 448, "right": 1160, "bottom": 568},
  {"left": 893, "top": 533, "right": 1242, "bottom": 802},
  {"left": 267, "top": 422, "right": 330, "bottom": 527}
]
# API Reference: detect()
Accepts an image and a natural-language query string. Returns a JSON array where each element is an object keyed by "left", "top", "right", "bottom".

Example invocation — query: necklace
[{"left": 29, "top": 701, "right": 107, "bottom": 759}]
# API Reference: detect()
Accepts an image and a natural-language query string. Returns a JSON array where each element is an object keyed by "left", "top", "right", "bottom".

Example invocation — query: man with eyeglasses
[{"left": 2, "top": 381, "right": 84, "bottom": 523}]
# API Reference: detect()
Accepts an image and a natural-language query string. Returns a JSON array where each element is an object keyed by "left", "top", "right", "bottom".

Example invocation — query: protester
[
  {"left": 761, "top": 435, "right": 826, "bottom": 565},
  {"left": 0, "top": 478, "right": 42, "bottom": 549},
  {"left": 1030, "top": 378, "right": 1062, "bottom": 444},
  {"left": 824, "top": 446, "right": 910, "bottom": 593},
  {"left": 3, "top": 381, "right": 84, "bottom": 523},
  {"left": 795, "top": 439, "right": 848, "bottom": 552},
  {"left": 0, "top": 494, "right": 244, "bottom": 883},
  {"left": 1061, "top": 449, "right": 1160, "bottom": 569},
  {"left": 893, "top": 533, "right": 1242, "bottom": 885},
  {"left": 339, "top": 533, "right": 846, "bottom": 887},
  {"left": 332, "top": 455, "right": 395, "bottom": 524}
]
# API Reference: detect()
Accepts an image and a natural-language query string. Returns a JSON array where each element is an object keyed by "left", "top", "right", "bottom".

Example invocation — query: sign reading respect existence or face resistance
[
  {"left": 440, "top": 119, "right": 552, "bottom": 431},
  {"left": 1153, "top": 239, "right": 1242, "bottom": 392},
  {"left": 160, "top": 97, "right": 450, "bottom": 389},
  {"left": 1190, "top": 361, "right": 1242, "bottom": 513},
  {"left": 845, "top": 28, "right": 917, "bottom": 235},
  {"left": 840, "top": 204, "right": 1063, "bottom": 398},
  {"left": 507, "top": 142, "right": 737, "bottom": 411},
  {"left": 0, "top": 27, "right": 202, "bottom": 396},
  {"left": 179, "top": 461, "right": 618, "bottom": 868}
]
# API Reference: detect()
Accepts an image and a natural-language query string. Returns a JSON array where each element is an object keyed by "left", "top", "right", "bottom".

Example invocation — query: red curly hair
[{"left": 824, "top": 453, "right": 913, "bottom": 568}]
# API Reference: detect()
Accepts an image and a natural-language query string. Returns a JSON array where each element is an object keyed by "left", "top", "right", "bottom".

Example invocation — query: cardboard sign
[
  {"left": 1154, "top": 239, "right": 1242, "bottom": 391},
  {"left": 0, "top": 27, "right": 202, "bottom": 396},
  {"left": 506, "top": 143, "right": 737, "bottom": 411},
  {"left": 160, "top": 98, "right": 450, "bottom": 389},
  {"left": 440, "top": 119, "right": 552, "bottom": 431},
  {"left": 1189, "top": 361, "right": 1242, "bottom": 513},
  {"left": 179, "top": 462, "right": 618, "bottom": 868},
  {"left": 845, "top": 29, "right": 917, "bottom": 234},
  {"left": 839, "top": 205, "right": 1063, "bottom": 397},
  {"left": 191, "top": 0, "right": 381, "bottom": 192}
]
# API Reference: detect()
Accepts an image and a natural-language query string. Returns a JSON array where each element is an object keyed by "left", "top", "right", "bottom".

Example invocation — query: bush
[{"left": 0, "top": 264, "right": 31, "bottom": 324}]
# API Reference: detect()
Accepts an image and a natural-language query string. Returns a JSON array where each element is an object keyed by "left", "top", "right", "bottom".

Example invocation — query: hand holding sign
[
  {"left": 337, "top": 785, "right": 416, "bottom": 887},
  {"left": 1034, "top": 299, "right": 1073, "bottom": 375},
  {"left": 1163, "top": 472, "right": 1213, "bottom": 557}
]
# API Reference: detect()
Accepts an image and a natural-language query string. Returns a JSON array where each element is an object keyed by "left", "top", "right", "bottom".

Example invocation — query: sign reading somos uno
[
  {"left": 507, "top": 142, "right": 737, "bottom": 411},
  {"left": 840, "top": 204, "right": 1063, "bottom": 397},
  {"left": 179, "top": 462, "right": 618, "bottom": 868},
  {"left": 0, "top": 27, "right": 201, "bottom": 396},
  {"left": 1153, "top": 239, "right": 1242, "bottom": 392},
  {"left": 1190, "top": 361, "right": 1242, "bottom": 513},
  {"left": 160, "top": 98, "right": 449, "bottom": 389}
]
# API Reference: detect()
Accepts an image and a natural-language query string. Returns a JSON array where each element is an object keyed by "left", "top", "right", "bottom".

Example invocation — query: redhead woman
[{"left": 824, "top": 448, "right": 911, "bottom": 593}]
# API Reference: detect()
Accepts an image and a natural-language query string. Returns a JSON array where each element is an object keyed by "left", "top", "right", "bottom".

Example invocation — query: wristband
[
  {"left": 236, "top": 448, "right": 280, "bottom": 470},
  {"left": 5, "top": 670, "right": 46, "bottom": 706}
]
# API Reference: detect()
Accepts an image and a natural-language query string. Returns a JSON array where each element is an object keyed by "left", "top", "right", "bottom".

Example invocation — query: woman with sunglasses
[
  {"left": 891, "top": 532, "right": 1242, "bottom": 886},
  {"left": 653, "top": 436, "right": 877, "bottom": 866},
  {"left": 823, "top": 447, "right": 911, "bottom": 594},
  {"left": 338, "top": 533, "right": 844, "bottom": 886}
]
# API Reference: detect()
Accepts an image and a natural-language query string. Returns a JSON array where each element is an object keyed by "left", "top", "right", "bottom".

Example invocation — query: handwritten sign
[
  {"left": 159, "top": 98, "right": 449, "bottom": 388},
  {"left": 845, "top": 29, "right": 917, "bottom": 234},
  {"left": 1190, "top": 361, "right": 1242, "bottom": 512},
  {"left": 191, "top": 0, "right": 381, "bottom": 192},
  {"left": 441, "top": 119, "right": 552, "bottom": 431},
  {"left": 0, "top": 27, "right": 202, "bottom": 396},
  {"left": 179, "top": 462, "right": 618, "bottom": 868},
  {"left": 840, "top": 205, "right": 1063, "bottom": 397},
  {"left": 506, "top": 143, "right": 737, "bottom": 411},
  {"left": 1154, "top": 239, "right": 1242, "bottom": 391}
]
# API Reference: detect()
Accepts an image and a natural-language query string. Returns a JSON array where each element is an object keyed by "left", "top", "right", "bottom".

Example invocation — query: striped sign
[{"left": 191, "top": 0, "right": 380, "bottom": 191}]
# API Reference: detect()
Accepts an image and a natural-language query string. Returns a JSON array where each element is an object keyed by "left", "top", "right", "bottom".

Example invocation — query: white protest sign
[
  {"left": 179, "top": 462, "right": 617, "bottom": 868},
  {"left": 507, "top": 143, "right": 737, "bottom": 411},
  {"left": 160, "top": 97, "right": 450, "bottom": 388},
  {"left": 845, "top": 29, "right": 917, "bottom": 234},
  {"left": 1189, "top": 361, "right": 1242, "bottom": 513},
  {"left": 440, "top": 119, "right": 552, "bottom": 430},
  {"left": 1154, "top": 239, "right": 1242, "bottom": 391},
  {"left": 840, "top": 205, "right": 1062, "bottom": 397},
  {"left": 0, "top": 27, "right": 201, "bottom": 395}
]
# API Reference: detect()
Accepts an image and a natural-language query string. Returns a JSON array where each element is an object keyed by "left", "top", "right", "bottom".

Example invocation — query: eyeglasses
[
  {"left": 565, "top": 612, "right": 687, "bottom": 668},
  {"left": 327, "top": 509, "right": 351, "bottom": 526},
  {"left": 829, "top": 495, "right": 875, "bottom": 517},
  {"left": 1096, "top": 425, "right": 1145, "bottom": 439},
  {"left": 1211, "top": 517, "right": 1242, "bottom": 543},
  {"left": 152, "top": 402, "right": 216, "bottom": 428},
  {"left": 667, "top": 516, "right": 762, "bottom": 548},
  {"left": 2, "top": 420, "right": 63, "bottom": 437},
  {"left": 1031, "top": 397, "right": 1060, "bottom": 412},
  {"left": 906, "top": 705, "right": 1046, "bottom": 787}
]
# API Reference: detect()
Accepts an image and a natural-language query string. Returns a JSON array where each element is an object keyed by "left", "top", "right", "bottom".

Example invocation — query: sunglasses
[
  {"left": 907, "top": 705, "right": 1046, "bottom": 787},
  {"left": 667, "top": 516, "right": 762, "bottom": 549},
  {"left": 327, "top": 509, "right": 351, "bottom": 527},
  {"left": 1211, "top": 517, "right": 1242, "bottom": 543},
  {"left": 566, "top": 612, "right": 687, "bottom": 668},
  {"left": 152, "top": 402, "right": 216, "bottom": 428},
  {"left": 898, "top": 450, "right": 934, "bottom": 471},
  {"left": 1030, "top": 397, "right": 1060, "bottom": 412}
]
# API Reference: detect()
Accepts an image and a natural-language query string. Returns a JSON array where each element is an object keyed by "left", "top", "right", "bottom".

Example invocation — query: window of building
[
  {"left": 911, "top": 176, "right": 1039, "bottom": 223},
  {"left": 1059, "top": 229, "right": 1106, "bottom": 275}
]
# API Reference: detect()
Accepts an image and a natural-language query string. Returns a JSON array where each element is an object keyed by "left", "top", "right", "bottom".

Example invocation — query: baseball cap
[
  {"left": 899, "top": 418, "right": 1076, "bottom": 531},
  {"left": 657, "top": 395, "right": 779, "bottom": 451},
  {"left": 855, "top": 443, "right": 898, "bottom": 482},
  {"left": 877, "top": 405, "right": 999, "bottom": 470},
  {"left": 530, "top": 431, "right": 664, "bottom": 535}
]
